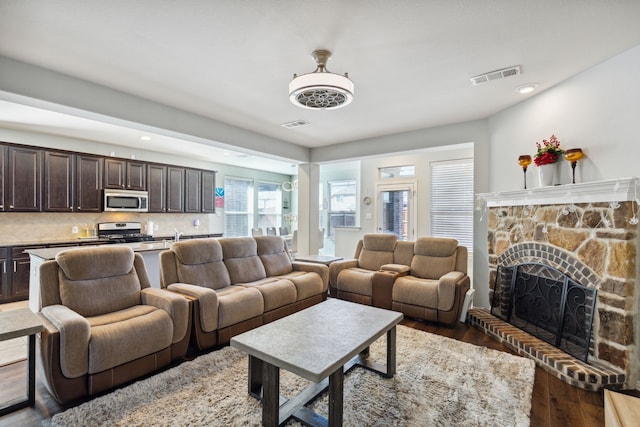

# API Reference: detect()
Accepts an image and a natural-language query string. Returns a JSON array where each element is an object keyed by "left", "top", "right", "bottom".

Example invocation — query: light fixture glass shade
[
  {"left": 289, "top": 49, "right": 354, "bottom": 110},
  {"left": 289, "top": 72, "right": 354, "bottom": 110}
]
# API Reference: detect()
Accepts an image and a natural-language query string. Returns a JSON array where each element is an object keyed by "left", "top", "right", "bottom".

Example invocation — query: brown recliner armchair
[
  {"left": 38, "top": 246, "right": 191, "bottom": 404},
  {"left": 391, "top": 237, "right": 470, "bottom": 326}
]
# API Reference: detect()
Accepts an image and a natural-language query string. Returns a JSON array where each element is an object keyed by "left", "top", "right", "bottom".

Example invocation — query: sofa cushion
[
  {"left": 56, "top": 246, "right": 135, "bottom": 280},
  {"left": 358, "top": 234, "right": 397, "bottom": 271},
  {"left": 215, "top": 286, "right": 264, "bottom": 329},
  {"left": 242, "top": 278, "right": 297, "bottom": 312},
  {"left": 255, "top": 235, "right": 294, "bottom": 276},
  {"left": 279, "top": 271, "right": 324, "bottom": 301},
  {"left": 410, "top": 237, "right": 458, "bottom": 280},
  {"left": 87, "top": 306, "right": 173, "bottom": 374},
  {"left": 392, "top": 276, "right": 439, "bottom": 309},
  {"left": 220, "top": 237, "right": 267, "bottom": 284},
  {"left": 58, "top": 269, "right": 142, "bottom": 318},
  {"left": 337, "top": 267, "right": 376, "bottom": 296},
  {"left": 173, "top": 239, "right": 231, "bottom": 290}
]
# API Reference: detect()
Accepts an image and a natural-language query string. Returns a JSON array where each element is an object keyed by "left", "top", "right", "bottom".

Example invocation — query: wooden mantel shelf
[{"left": 477, "top": 177, "right": 640, "bottom": 207}]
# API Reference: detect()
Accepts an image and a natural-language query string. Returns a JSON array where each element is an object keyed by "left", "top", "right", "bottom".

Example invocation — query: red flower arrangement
[{"left": 534, "top": 134, "right": 564, "bottom": 166}]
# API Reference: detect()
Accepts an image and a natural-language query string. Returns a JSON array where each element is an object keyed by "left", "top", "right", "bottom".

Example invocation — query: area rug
[{"left": 48, "top": 326, "right": 535, "bottom": 426}]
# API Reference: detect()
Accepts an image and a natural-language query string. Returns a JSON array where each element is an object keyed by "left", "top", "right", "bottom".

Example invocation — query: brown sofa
[
  {"left": 38, "top": 246, "right": 191, "bottom": 404},
  {"left": 329, "top": 234, "right": 470, "bottom": 326},
  {"left": 159, "top": 235, "right": 329, "bottom": 350}
]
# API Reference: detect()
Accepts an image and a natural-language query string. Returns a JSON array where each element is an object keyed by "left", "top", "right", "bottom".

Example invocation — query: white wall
[
  {"left": 488, "top": 45, "right": 640, "bottom": 192},
  {"left": 473, "top": 44, "right": 640, "bottom": 309}
]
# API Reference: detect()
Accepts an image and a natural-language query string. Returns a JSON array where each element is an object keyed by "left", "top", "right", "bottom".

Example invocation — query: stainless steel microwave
[{"left": 103, "top": 189, "right": 149, "bottom": 212}]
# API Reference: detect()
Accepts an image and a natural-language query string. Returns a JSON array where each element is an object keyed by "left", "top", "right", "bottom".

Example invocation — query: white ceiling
[{"left": 1, "top": 0, "right": 640, "bottom": 174}]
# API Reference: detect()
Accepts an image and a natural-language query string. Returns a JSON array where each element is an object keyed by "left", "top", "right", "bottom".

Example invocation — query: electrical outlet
[
  {"left": 72, "top": 226, "right": 79, "bottom": 234},
  {"left": 193, "top": 219, "right": 200, "bottom": 227}
]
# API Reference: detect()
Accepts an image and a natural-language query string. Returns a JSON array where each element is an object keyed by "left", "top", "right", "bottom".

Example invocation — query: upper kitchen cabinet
[
  {"left": 6, "top": 146, "right": 42, "bottom": 211},
  {"left": 201, "top": 170, "right": 216, "bottom": 213},
  {"left": 0, "top": 145, "right": 6, "bottom": 211},
  {"left": 167, "top": 166, "right": 185, "bottom": 212},
  {"left": 185, "top": 168, "right": 201, "bottom": 213},
  {"left": 44, "top": 150, "right": 75, "bottom": 212},
  {"left": 76, "top": 154, "right": 103, "bottom": 212},
  {"left": 147, "top": 163, "right": 167, "bottom": 212},
  {"left": 104, "top": 158, "right": 146, "bottom": 190}
]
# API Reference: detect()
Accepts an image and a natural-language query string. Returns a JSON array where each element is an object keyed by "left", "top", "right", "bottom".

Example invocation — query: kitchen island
[{"left": 26, "top": 241, "right": 174, "bottom": 312}]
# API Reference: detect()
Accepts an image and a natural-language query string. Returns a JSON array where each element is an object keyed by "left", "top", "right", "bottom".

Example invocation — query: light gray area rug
[{"left": 48, "top": 326, "right": 535, "bottom": 427}]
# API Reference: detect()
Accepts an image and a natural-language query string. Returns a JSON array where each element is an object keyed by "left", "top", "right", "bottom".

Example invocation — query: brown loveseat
[
  {"left": 159, "top": 235, "right": 329, "bottom": 350},
  {"left": 38, "top": 246, "right": 191, "bottom": 404},
  {"left": 329, "top": 234, "right": 470, "bottom": 326}
]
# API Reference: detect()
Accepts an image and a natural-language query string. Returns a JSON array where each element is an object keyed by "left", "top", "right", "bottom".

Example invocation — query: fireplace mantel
[{"left": 478, "top": 177, "right": 640, "bottom": 207}]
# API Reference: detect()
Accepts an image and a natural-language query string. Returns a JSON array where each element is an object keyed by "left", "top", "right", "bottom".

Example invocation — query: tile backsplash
[{"left": 0, "top": 212, "right": 223, "bottom": 245}]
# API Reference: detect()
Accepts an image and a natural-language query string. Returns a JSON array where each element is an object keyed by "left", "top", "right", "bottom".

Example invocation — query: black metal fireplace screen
[{"left": 491, "top": 263, "right": 597, "bottom": 362}]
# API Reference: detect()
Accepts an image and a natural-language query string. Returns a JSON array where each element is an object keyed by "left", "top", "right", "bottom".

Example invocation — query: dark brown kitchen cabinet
[
  {"left": 185, "top": 168, "right": 201, "bottom": 213},
  {"left": 104, "top": 158, "right": 146, "bottom": 190},
  {"left": 76, "top": 154, "right": 103, "bottom": 212},
  {"left": 10, "top": 246, "right": 38, "bottom": 301},
  {"left": 0, "top": 248, "right": 8, "bottom": 301},
  {"left": 6, "top": 146, "right": 41, "bottom": 211},
  {"left": 201, "top": 170, "right": 216, "bottom": 213},
  {"left": 167, "top": 166, "right": 185, "bottom": 212},
  {"left": 44, "top": 150, "right": 74, "bottom": 212},
  {"left": 147, "top": 163, "right": 167, "bottom": 212},
  {"left": 0, "top": 145, "right": 6, "bottom": 211},
  {"left": 0, "top": 245, "right": 44, "bottom": 303}
]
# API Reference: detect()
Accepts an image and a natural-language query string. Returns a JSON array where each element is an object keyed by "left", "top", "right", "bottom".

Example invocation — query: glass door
[{"left": 377, "top": 184, "right": 415, "bottom": 240}]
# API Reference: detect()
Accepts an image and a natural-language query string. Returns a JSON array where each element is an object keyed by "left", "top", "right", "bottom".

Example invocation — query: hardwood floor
[{"left": 0, "top": 318, "right": 608, "bottom": 426}]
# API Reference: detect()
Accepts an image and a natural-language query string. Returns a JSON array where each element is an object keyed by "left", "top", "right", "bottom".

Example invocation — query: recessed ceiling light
[
  {"left": 516, "top": 84, "right": 538, "bottom": 94},
  {"left": 140, "top": 135, "right": 151, "bottom": 141}
]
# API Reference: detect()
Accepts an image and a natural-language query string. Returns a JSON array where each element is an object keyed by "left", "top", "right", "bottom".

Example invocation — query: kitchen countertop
[
  {"left": 26, "top": 241, "right": 176, "bottom": 261},
  {"left": 0, "top": 233, "right": 222, "bottom": 248}
]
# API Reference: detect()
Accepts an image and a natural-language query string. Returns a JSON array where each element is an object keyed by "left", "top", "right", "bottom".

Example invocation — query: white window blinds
[
  {"left": 224, "top": 177, "right": 252, "bottom": 237},
  {"left": 430, "top": 158, "right": 474, "bottom": 252}
]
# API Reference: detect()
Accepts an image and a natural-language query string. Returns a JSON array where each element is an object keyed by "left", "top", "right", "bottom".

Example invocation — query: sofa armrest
[
  {"left": 291, "top": 261, "right": 330, "bottom": 292},
  {"left": 380, "top": 263, "right": 410, "bottom": 274},
  {"left": 141, "top": 288, "right": 190, "bottom": 344},
  {"left": 40, "top": 304, "right": 90, "bottom": 379},
  {"left": 167, "top": 283, "right": 219, "bottom": 332},
  {"left": 372, "top": 269, "right": 408, "bottom": 309},
  {"left": 437, "top": 271, "right": 468, "bottom": 311}
]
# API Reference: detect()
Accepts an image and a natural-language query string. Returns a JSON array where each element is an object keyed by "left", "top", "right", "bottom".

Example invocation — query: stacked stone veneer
[{"left": 486, "top": 201, "right": 638, "bottom": 390}]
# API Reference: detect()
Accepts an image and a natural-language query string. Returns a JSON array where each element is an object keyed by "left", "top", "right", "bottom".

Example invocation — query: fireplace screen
[{"left": 491, "top": 263, "right": 597, "bottom": 362}]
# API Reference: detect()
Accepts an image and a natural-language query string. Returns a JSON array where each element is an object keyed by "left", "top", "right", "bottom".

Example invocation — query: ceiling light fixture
[
  {"left": 516, "top": 83, "right": 538, "bottom": 94},
  {"left": 289, "top": 49, "right": 354, "bottom": 110}
]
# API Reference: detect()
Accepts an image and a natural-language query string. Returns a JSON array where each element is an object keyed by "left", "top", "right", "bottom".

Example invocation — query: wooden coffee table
[{"left": 231, "top": 299, "right": 403, "bottom": 427}]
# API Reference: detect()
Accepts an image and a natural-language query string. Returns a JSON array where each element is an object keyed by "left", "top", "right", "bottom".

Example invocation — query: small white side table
[{"left": 0, "top": 308, "right": 44, "bottom": 416}]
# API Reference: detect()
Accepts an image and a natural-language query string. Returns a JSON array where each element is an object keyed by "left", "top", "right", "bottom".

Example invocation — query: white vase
[{"left": 538, "top": 163, "right": 555, "bottom": 187}]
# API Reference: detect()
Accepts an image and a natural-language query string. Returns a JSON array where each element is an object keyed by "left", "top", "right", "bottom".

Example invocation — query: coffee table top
[{"left": 231, "top": 299, "right": 403, "bottom": 382}]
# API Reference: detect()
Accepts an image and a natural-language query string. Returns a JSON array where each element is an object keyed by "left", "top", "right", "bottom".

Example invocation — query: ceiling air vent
[
  {"left": 281, "top": 120, "right": 310, "bottom": 129},
  {"left": 470, "top": 65, "right": 521, "bottom": 86}
]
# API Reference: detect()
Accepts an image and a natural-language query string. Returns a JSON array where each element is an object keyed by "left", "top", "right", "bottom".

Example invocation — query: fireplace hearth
[{"left": 491, "top": 262, "right": 597, "bottom": 362}]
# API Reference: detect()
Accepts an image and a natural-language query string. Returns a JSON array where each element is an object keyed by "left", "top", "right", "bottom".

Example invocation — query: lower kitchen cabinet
[{"left": 0, "top": 245, "right": 45, "bottom": 303}]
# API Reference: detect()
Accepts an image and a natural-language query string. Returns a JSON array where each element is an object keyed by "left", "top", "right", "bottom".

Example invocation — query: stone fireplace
[{"left": 472, "top": 178, "right": 639, "bottom": 391}]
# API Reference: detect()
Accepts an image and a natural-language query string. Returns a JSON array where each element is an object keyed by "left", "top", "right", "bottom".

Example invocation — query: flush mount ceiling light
[
  {"left": 289, "top": 49, "right": 354, "bottom": 110},
  {"left": 516, "top": 83, "right": 538, "bottom": 94}
]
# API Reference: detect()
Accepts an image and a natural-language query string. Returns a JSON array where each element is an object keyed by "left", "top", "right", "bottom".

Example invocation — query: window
[
  {"left": 327, "top": 179, "right": 357, "bottom": 237},
  {"left": 224, "top": 177, "right": 253, "bottom": 237},
  {"left": 430, "top": 158, "right": 474, "bottom": 251},
  {"left": 257, "top": 181, "right": 282, "bottom": 230},
  {"left": 379, "top": 165, "right": 415, "bottom": 179},
  {"left": 378, "top": 185, "right": 413, "bottom": 241}
]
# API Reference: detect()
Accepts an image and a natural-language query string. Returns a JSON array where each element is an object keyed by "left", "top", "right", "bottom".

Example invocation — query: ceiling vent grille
[
  {"left": 281, "top": 120, "right": 310, "bottom": 129},
  {"left": 470, "top": 65, "right": 521, "bottom": 86}
]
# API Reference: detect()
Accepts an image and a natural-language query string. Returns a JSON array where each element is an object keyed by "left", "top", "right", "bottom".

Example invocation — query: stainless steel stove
[{"left": 97, "top": 222, "right": 154, "bottom": 243}]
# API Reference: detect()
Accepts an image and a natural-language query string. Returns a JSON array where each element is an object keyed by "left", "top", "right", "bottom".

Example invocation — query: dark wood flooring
[{"left": 0, "top": 318, "right": 612, "bottom": 426}]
